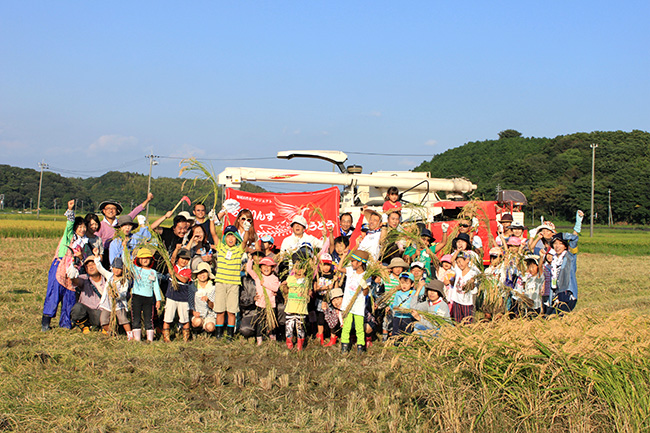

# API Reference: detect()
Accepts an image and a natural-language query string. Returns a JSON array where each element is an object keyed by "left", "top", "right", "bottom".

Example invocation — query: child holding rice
[
  {"left": 246, "top": 255, "right": 280, "bottom": 345},
  {"left": 190, "top": 262, "right": 217, "bottom": 334},
  {"left": 280, "top": 252, "right": 311, "bottom": 350},
  {"left": 131, "top": 248, "right": 162, "bottom": 342},
  {"left": 338, "top": 250, "right": 371, "bottom": 353},
  {"left": 93, "top": 253, "right": 133, "bottom": 339},
  {"left": 162, "top": 247, "right": 193, "bottom": 342}
]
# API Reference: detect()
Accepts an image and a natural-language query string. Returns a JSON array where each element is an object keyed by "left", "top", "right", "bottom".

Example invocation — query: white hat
[
  {"left": 410, "top": 261, "right": 425, "bottom": 269},
  {"left": 178, "top": 211, "right": 195, "bottom": 221},
  {"left": 291, "top": 215, "right": 308, "bottom": 228}
]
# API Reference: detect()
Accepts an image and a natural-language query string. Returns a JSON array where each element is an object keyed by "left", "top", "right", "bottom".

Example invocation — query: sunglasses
[
  {"left": 240, "top": 217, "right": 252, "bottom": 222},
  {"left": 459, "top": 223, "right": 470, "bottom": 228}
]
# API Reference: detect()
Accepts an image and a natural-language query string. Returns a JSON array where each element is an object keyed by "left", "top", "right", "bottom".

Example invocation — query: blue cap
[
  {"left": 399, "top": 272, "right": 415, "bottom": 282},
  {"left": 223, "top": 225, "right": 238, "bottom": 236},
  {"left": 111, "top": 257, "right": 124, "bottom": 269}
]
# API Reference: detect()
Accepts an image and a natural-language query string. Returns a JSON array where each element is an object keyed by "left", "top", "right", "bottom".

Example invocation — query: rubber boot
[
  {"left": 365, "top": 336, "right": 373, "bottom": 348},
  {"left": 182, "top": 328, "right": 191, "bottom": 342},
  {"left": 297, "top": 338, "right": 305, "bottom": 351},
  {"left": 215, "top": 326, "right": 224, "bottom": 339},
  {"left": 146, "top": 329, "right": 155, "bottom": 342},
  {"left": 162, "top": 329, "right": 171, "bottom": 343},
  {"left": 269, "top": 334, "right": 276, "bottom": 341},
  {"left": 41, "top": 315, "right": 52, "bottom": 332},
  {"left": 133, "top": 329, "right": 142, "bottom": 341},
  {"left": 127, "top": 331, "right": 134, "bottom": 341},
  {"left": 256, "top": 336, "right": 263, "bottom": 346},
  {"left": 357, "top": 344, "right": 366, "bottom": 354},
  {"left": 325, "top": 335, "right": 338, "bottom": 347},
  {"left": 316, "top": 333, "right": 325, "bottom": 345},
  {"left": 341, "top": 343, "right": 351, "bottom": 353},
  {"left": 286, "top": 338, "right": 294, "bottom": 349},
  {"left": 226, "top": 326, "right": 235, "bottom": 341},
  {"left": 382, "top": 333, "right": 389, "bottom": 343}
]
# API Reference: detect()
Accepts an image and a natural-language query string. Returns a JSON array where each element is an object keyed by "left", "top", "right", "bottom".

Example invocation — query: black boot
[
  {"left": 226, "top": 326, "right": 235, "bottom": 341},
  {"left": 341, "top": 343, "right": 350, "bottom": 353},
  {"left": 357, "top": 344, "right": 366, "bottom": 354},
  {"left": 41, "top": 315, "right": 52, "bottom": 332},
  {"left": 215, "top": 326, "right": 224, "bottom": 339}
]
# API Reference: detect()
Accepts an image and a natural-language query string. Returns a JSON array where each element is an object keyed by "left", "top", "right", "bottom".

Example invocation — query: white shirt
[
  {"left": 280, "top": 232, "right": 323, "bottom": 253},
  {"left": 341, "top": 267, "right": 366, "bottom": 316},
  {"left": 359, "top": 231, "right": 382, "bottom": 259},
  {"left": 449, "top": 267, "right": 478, "bottom": 306}
]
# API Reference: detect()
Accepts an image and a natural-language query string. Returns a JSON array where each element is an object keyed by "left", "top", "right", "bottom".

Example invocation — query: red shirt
[{"left": 383, "top": 201, "right": 402, "bottom": 212}]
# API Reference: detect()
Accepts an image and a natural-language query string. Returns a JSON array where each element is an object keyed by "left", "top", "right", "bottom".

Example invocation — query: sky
[{"left": 1, "top": 1, "right": 649, "bottom": 191}]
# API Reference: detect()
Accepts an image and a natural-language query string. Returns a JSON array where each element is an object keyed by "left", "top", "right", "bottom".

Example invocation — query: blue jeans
[{"left": 42, "top": 258, "right": 76, "bottom": 329}]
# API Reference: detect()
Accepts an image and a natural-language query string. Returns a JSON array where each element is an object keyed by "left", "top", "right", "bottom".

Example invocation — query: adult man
[
  {"left": 96, "top": 193, "right": 154, "bottom": 249},
  {"left": 151, "top": 211, "right": 191, "bottom": 254},
  {"left": 191, "top": 203, "right": 217, "bottom": 245},
  {"left": 280, "top": 215, "right": 326, "bottom": 254},
  {"left": 358, "top": 210, "right": 382, "bottom": 259},
  {"left": 457, "top": 217, "right": 483, "bottom": 259},
  {"left": 339, "top": 212, "right": 354, "bottom": 237},
  {"left": 70, "top": 256, "right": 105, "bottom": 332}
]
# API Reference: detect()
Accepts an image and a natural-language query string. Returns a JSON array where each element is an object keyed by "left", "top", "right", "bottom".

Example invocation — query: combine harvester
[{"left": 217, "top": 150, "right": 527, "bottom": 263}]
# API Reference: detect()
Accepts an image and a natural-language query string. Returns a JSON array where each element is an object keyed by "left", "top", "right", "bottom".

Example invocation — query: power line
[{"left": 157, "top": 155, "right": 277, "bottom": 161}]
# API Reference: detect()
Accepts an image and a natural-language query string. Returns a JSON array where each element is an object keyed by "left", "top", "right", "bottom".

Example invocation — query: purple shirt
[
  {"left": 77, "top": 274, "right": 105, "bottom": 310},
  {"left": 96, "top": 204, "right": 144, "bottom": 249}
]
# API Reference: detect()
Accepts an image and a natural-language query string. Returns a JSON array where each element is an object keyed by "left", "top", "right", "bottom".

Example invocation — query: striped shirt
[{"left": 214, "top": 242, "right": 244, "bottom": 284}]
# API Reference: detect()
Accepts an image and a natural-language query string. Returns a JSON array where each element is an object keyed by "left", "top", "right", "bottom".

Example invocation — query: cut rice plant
[
  {"left": 179, "top": 157, "right": 220, "bottom": 210},
  {"left": 341, "top": 257, "right": 388, "bottom": 319},
  {"left": 141, "top": 229, "right": 177, "bottom": 292},
  {"left": 252, "top": 263, "right": 279, "bottom": 332}
]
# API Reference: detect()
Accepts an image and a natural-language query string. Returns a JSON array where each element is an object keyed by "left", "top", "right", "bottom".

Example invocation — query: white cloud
[
  {"left": 424, "top": 139, "right": 438, "bottom": 146},
  {"left": 88, "top": 135, "right": 138, "bottom": 154},
  {"left": 169, "top": 143, "right": 206, "bottom": 158},
  {"left": 399, "top": 158, "right": 416, "bottom": 167}
]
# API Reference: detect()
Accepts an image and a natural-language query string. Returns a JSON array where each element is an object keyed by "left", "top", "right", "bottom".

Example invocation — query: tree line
[
  {"left": 413, "top": 130, "right": 650, "bottom": 224},
  {"left": 0, "top": 167, "right": 264, "bottom": 215}
]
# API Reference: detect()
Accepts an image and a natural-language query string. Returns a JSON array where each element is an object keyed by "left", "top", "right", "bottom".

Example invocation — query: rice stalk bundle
[
  {"left": 308, "top": 205, "right": 332, "bottom": 236},
  {"left": 142, "top": 229, "right": 177, "bottom": 293},
  {"left": 107, "top": 280, "right": 119, "bottom": 336},
  {"left": 474, "top": 273, "right": 506, "bottom": 316},
  {"left": 380, "top": 222, "right": 423, "bottom": 262},
  {"left": 440, "top": 200, "right": 491, "bottom": 256},
  {"left": 341, "top": 257, "right": 388, "bottom": 318},
  {"left": 401, "top": 203, "right": 428, "bottom": 223},
  {"left": 178, "top": 158, "right": 220, "bottom": 210},
  {"left": 252, "top": 264, "right": 279, "bottom": 332}
]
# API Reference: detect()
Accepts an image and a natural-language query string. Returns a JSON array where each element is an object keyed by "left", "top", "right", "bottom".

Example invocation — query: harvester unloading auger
[{"left": 217, "top": 150, "right": 478, "bottom": 222}]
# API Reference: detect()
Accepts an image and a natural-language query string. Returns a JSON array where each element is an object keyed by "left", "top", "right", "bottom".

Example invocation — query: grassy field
[{"left": 1, "top": 221, "right": 649, "bottom": 432}]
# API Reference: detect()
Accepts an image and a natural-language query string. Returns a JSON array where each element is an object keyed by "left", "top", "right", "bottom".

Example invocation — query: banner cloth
[{"left": 224, "top": 187, "right": 340, "bottom": 246}]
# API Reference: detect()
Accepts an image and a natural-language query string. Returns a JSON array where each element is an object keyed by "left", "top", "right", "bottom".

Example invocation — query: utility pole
[
  {"left": 145, "top": 153, "right": 159, "bottom": 219},
  {"left": 590, "top": 143, "right": 598, "bottom": 237},
  {"left": 36, "top": 160, "right": 48, "bottom": 218},
  {"left": 53, "top": 198, "right": 57, "bottom": 215},
  {"left": 608, "top": 189, "right": 613, "bottom": 227}
]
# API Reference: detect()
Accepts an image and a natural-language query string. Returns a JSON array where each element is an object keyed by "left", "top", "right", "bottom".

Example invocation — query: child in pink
[{"left": 246, "top": 256, "right": 280, "bottom": 345}]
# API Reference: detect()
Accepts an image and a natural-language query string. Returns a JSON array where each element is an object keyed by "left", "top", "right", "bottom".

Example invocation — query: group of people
[{"left": 41, "top": 187, "right": 583, "bottom": 353}]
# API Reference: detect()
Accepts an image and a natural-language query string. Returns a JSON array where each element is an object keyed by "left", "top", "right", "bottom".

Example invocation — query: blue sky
[{"left": 1, "top": 1, "right": 648, "bottom": 189}]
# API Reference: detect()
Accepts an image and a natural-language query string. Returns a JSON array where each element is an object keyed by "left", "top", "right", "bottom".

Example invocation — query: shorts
[
  {"left": 214, "top": 282, "right": 240, "bottom": 314},
  {"left": 163, "top": 299, "right": 190, "bottom": 324},
  {"left": 100, "top": 309, "right": 129, "bottom": 326}
]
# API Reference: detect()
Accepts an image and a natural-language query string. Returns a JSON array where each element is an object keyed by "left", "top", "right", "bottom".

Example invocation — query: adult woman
[
  {"left": 41, "top": 199, "right": 83, "bottom": 331},
  {"left": 234, "top": 208, "right": 258, "bottom": 252},
  {"left": 185, "top": 224, "right": 214, "bottom": 272},
  {"left": 547, "top": 210, "right": 584, "bottom": 314},
  {"left": 83, "top": 213, "right": 103, "bottom": 261}
]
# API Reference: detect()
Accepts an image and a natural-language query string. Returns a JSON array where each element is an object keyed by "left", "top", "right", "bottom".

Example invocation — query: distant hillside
[
  {"left": 0, "top": 166, "right": 265, "bottom": 214},
  {"left": 414, "top": 130, "right": 650, "bottom": 224}
]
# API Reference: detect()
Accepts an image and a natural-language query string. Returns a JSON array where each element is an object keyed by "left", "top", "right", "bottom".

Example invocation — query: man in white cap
[{"left": 280, "top": 215, "right": 323, "bottom": 254}]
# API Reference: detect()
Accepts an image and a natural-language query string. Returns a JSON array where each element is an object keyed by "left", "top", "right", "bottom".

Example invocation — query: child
[
  {"left": 409, "top": 262, "right": 428, "bottom": 298},
  {"left": 313, "top": 254, "right": 335, "bottom": 345},
  {"left": 281, "top": 253, "right": 310, "bottom": 350},
  {"left": 448, "top": 252, "right": 478, "bottom": 324},
  {"left": 247, "top": 255, "right": 280, "bottom": 345},
  {"left": 410, "top": 280, "right": 451, "bottom": 332},
  {"left": 131, "top": 248, "right": 162, "bottom": 341},
  {"left": 380, "top": 257, "right": 408, "bottom": 342},
  {"left": 390, "top": 272, "right": 416, "bottom": 337},
  {"left": 382, "top": 186, "right": 402, "bottom": 212},
  {"left": 213, "top": 225, "right": 245, "bottom": 340},
  {"left": 190, "top": 262, "right": 217, "bottom": 334},
  {"left": 436, "top": 254, "right": 456, "bottom": 299},
  {"left": 322, "top": 287, "right": 344, "bottom": 346},
  {"left": 518, "top": 254, "right": 543, "bottom": 316},
  {"left": 331, "top": 236, "right": 350, "bottom": 264},
  {"left": 339, "top": 250, "right": 371, "bottom": 353},
  {"left": 162, "top": 247, "right": 193, "bottom": 342},
  {"left": 108, "top": 215, "right": 140, "bottom": 265},
  {"left": 94, "top": 255, "right": 133, "bottom": 339}
]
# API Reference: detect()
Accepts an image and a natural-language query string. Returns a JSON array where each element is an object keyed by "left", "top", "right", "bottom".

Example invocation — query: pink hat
[
  {"left": 259, "top": 257, "right": 276, "bottom": 267},
  {"left": 506, "top": 237, "right": 522, "bottom": 246},
  {"left": 440, "top": 254, "right": 453, "bottom": 264},
  {"left": 320, "top": 253, "right": 333, "bottom": 264}
]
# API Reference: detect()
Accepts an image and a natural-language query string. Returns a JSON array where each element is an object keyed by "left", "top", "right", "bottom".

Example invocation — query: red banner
[{"left": 224, "top": 187, "right": 340, "bottom": 246}]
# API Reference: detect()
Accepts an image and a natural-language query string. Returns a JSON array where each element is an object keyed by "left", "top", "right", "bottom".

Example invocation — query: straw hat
[
  {"left": 387, "top": 257, "right": 409, "bottom": 269},
  {"left": 193, "top": 262, "right": 215, "bottom": 279}
]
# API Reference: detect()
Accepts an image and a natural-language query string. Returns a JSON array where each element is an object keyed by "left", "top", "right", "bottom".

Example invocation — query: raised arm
[{"left": 151, "top": 210, "right": 173, "bottom": 231}]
